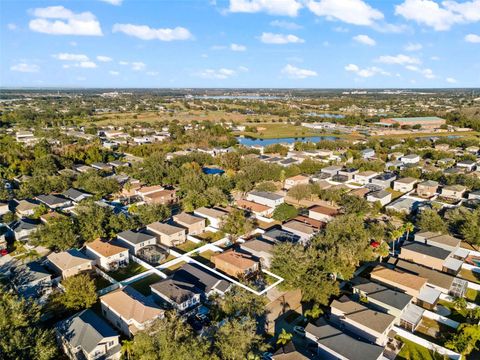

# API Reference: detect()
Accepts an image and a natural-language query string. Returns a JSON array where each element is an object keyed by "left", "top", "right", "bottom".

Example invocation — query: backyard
[
  {"left": 130, "top": 273, "right": 163, "bottom": 296},
  {"left": 459, "top": 269, "right": 480, "bottom": 284},
  {"left": 174, "top": 240, "right": 205, "bottom": 254},
  {"left": 395, "top": 337, "right": 444, "bottom": 360},
  {"left": 107, "top": 262, "right": 148, "bottom": 282},
  {"left": 465, "top": 288, "right": 480, "bottom": 304},
  {"left": 191, "top": 250, "right": 218, "bottom": 266},
  {"left": 414, "top": 318, "right": 455, "bottom": 347}
]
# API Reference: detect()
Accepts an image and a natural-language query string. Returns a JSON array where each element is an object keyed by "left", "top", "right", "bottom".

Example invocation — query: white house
[
  {"left": 85, "top": 238, "right": 129, "bottom": 271},
  {"left": 400, "top": 154, "right": 421, "bottom": 164},
  {"left": 193, "top": 207, "right": 228, "bottom": 229},
  {"left": 393, "top": 178, "right": 418, "bottom": 193},
  {"left": 246, "top": 191, "right": 285, "bottom": 208},
  {"left": 354, "top": 171, "right": 378, "bottom": 185}
]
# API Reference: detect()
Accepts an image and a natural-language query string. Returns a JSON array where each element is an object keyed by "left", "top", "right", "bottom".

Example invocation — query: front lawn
[
  {"left": 130, "top": 273, "right": 163, "bottom": 296},
  {"left": 108, "top": 262, "right": 148, "bottom": 281},
  {"left": 396, "top": 337, "right": 443, "bottom": 360}
]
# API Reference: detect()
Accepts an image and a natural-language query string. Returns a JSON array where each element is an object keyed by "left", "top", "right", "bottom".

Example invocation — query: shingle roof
[
  {"left": 86, "top": 238, "right": 128, "bottom": 257},
  {"left": 352, "top": 279, "right": 412, "bottom": 311},
  {"left": 147, "top": 222, "right": 185, "bottom": 236},
  {"left": 248, "top": 190, "right": 284, "bottom": 201},
  {"left": 401, "top": 241, "right": 451, "bottom": 260},
  {"left": 117, "top": 230, "right": 156, "bottom": 245},
  {"left": 47, "top": 249, "right": 92, "bottom": 271},
  {"left": 173, "top": 212, "right": 205, "bottom": 226}
]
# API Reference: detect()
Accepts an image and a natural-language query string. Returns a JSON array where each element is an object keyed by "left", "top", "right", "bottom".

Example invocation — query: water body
[
  {"left": 202, "top": 167, "right": 225, "bottom": 175},
  {"left": 237, "top": 136, "right": 339, "bottom": 147}
]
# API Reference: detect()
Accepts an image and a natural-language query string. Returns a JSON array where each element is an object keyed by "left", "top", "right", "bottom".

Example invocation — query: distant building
[{"left": 379, "top": 116, "right": 446, "bottom": 129}]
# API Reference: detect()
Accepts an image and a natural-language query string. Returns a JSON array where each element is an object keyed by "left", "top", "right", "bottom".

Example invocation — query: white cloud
[
  {"left": 395, "top": 0, "right": 480, "bottom": 31},
  {"left": 376, "top": 54, "right": 421, "bottom": 65},
  {"left": 230, "top": 43, "right": 247, "bottom": 51},
  {"left": 446, "top": 77, "right": 457, "bottom": 83},
  {"left": 112, "top": 23, "right": 192, "bottom": 41},
  {"left": 404, "top": 42, "right": 422, "bottom": 51},
  {"left": 345, "top": 63, "right": 390, "bottom": 77},
  {"left": 53, "top": 53, "right": 89, "bottom": 61},
  {"left": 270, "top": 20, "right": 302, "bottom": 29},
  {"left": 229, "top": 0, "right": 302, "bottom": 17},
  {"left": 198, "top": 68, "right": 237, "bottom": 79},
  {"left": 146, "top": 71, "right": 159, "bottom": 76},
  {"left": 10, "top": 63, "right": 40, "bottom": 73},
  {"left": 131, "top": 62, "right": 146, "bottom": 71},
  {"left": 353, "top": 34, "right": 376, "bottom": 46},
  {"left": 259, "top": 32, "right": 304, "bottom": 44},
  {"left": 79, "top": 61, "right": 97, "bottom": 68},
  {"left": 238, "top": 66, "right": 249, "bottom": 72},
  {"left": 97, "top": 55, "right": 113, "bottom": 62},
  {"left": 29, "top": 6, "right": 103, "bottom": 36},
  {"left": 405, "top": 65, "right": 435, "bottom": 78},
  {"left": 307, "top": 0, "right": 384, "bottom": 26},
  {"left": 100, "top": 0, "right": 123, "bottom": 5},
  {"left": 119, "top": 61, "right": 129, "bottom": 65},
  {"left": 431, "top": 55, "right": 440, "bottom": 60},
  {"left": 7, "top": 23, "right": 17, "bottom": 30},
  {"left": 465, "top": 33, "right": 480, "bottom": 43},
  {"left": 281, "top": 64, "right": 317, "bottom": 79},
  {"left": 109, "top": 71, "right": 120, "bottom": 75}
]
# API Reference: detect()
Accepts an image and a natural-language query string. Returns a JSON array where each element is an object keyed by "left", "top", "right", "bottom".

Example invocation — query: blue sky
[{"left": 1, "top": 0, "right": 479, "bottom": 88}]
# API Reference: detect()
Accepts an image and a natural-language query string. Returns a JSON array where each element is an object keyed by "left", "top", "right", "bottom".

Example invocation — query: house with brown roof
[
  {"left": 15, "top": 199, "right": 41, "bottom": 217},
  {"left": 85, "top": 238, "right": 129, "bottom": 271},
  {"left": 308, "top": 205, "right": 339, "bottom": 222},
  {"left": 212, "top": 249, "right": 259, "bottom": 279},
  {"left": 193, "top": 207, "right": 228, "bottom": 229},
  {"left": 236, "top": 199, "right": 273, "bottom": 218},
  {"left": 146, "top": 222, "right": 186, "bottom": 247},
  {"left": 393, "top": 177, "right": 418, "bottom": 193},
  {"left": 284, "top": 174, "right": 310, "bottom": 190},
  {"left": 441, "top": 185, "right": 467, "bottom": 200},
  {"left": 47, "top": 249, "right": 93, "bottom": 279},
  {"left": 172, "top": 212, "right": 206, "bottom": 235},
  {"left": 416, "top": 180, "right": 439, "bottom": 198},
  {"left": 354, "top": 171, "right": 378, "bottom": 185},
  {"left": 239, "top": 238, "right": 275, "bottom": 269},
  {"left": 414, "top": 232, "right": 462, "bottom": 252},
  {"left": 143, "top": 189, "right": 177, "bottom": 205},
  {"left": 100, "top": 286, "right": 164, "bottom": 337},
  {"left": 329, "top": 296, "right": 396, "bottom": 346},
  {"left": 370, "top": 265, "right": 427, "bottom": 298},
  {"left": 281, "top": 220, "right": 316, "bottom": 243}
]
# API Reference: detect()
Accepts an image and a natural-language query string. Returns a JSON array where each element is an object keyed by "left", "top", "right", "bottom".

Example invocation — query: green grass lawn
[
  {"left": 192, "top": 250, "right": 217, "bottom": 266},
  {"left": 174, "top": 240, "right": 204, "bottom": 254},
  {"left": 107, "top": 262, "right": 148, "bottom": 281},
  {"left": 91, "top": 274, "right": 112, "bottom": 290},
  {"left": 466, "top": 288, "right": 480, "bottom": 305},
  {"left": 459, "top": 269, "right": 480, "bottom": 284},
  {"left": 437, "top": 300, "right": 468, "bottom": 324},
  {"left": 162, "top": 261, "right": 186, "bottom": 276},
  {"left": 414, "top": 318, "right": 455, "bottom": 347},
  {"left": 396, "top": 337, "right": 444, "bottom": 360},
  {"left": 130, "top": 273, "right": 163, "bottom": 296},
  {"left": 195, "top": 231, "right": 225, "bottom": 243}
]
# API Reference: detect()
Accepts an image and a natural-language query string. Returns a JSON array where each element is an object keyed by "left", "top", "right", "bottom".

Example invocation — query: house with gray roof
[
  {"left": 63, "top": 188, "right": 92, "bottom": 203},
  {"left": 36, "top": 194, "right": 72, "bottom": 209},
  {"left": 262, "top": 228, "right": 300, "bottom": 244},
  {"left": 116, "top": 229, "right": 157, "bottom": 255},
  {"left": 11, "top": 261, "right": 53, "bottom": 300},
  {"left": 56, "top": 309, "right": 121, "bottom": 360},
  {"left": 246, "top": 190, "right": 284, "bottom": 208}
]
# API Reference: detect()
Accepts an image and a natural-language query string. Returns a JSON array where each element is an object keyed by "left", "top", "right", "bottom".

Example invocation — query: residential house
[
  {"left": 366, "top": 190, "right": 392, "bottom": 206},
  {"left": 15, "top": 199, "right": 41, "bottom": 217},
  {"left": 468, "top": 190, "right": 480, "bottom": 200},
  {"left": 370, "top": 265, "right": 427, "bottom": 298},
  {"left": 146, "top": 222, "right": 186, "bottom": 247},
  {"left": 85, "top": 238, "right": 129, "bottom": 271},
  {"left": 393, "top": 177, "right": 418, "bottom": 192},
  {"left": 284, "top": 174, "right": 310, "bottom": 190},
  {"left": 63, "top": 188, "right": 92, "bottom": 203},
  {"left": 308, "top": 205, "right": 339, "bottom": 222},
  {"left": 47, "top": 249, "right": 93, "bottom": 279},
  {"left": 212, "top": 249, "right": 259, "bottom": 279},
  {"left": 354, "top": 171, "right": 378, "bottom": 185},
  {"left": 236, "top": 199, "right": 273, "bottom": 218},
  {"left": 329, "top": 296, "right": 396, "bottom": 346},
  {"left": 321, "top": 165, "right": 342, "bottom": 177},
  {"left": 414, "top": 232, "right": 462, "bottom": 253},
  {"left": 272, "top": 341, "right": 308, "bottom": 360},
  {"left": 399, "top": 242, "right": 463, "bottom": 275},
  {"left": 262, "top": 228, "right": 300, "bottom": 244},
  {"left": 456, "top": 160, "right": 477, "bottom": 172},
  {"left": 361, "top": 148, "right": 375, "bottom": 159},
  {"left": 151, "top": 263, "right": 231, "bottom": 311},
  {"left": 239, "top": 238, "right": 275, "bottom": 269},
  {"left": 246, "top": 191, "right": 284, "bottom": 208},
  {"left": 193, "top": 207, "right": 228, "bottom": 229},
  {"left": 400, "top": 154, "right": 421, "bottom": 164},
  {"left": 172, "top": 212, "right": 206, "bottom": 235},
  {"left": 10, "top": 218, "right": 39, "bottom": 242},
  {"left": 0, "top": 201, "right": 9, "bottom": 216},
  {"left": 16, "top": 130, "right": 36, "bottom": 144},
  {"left": 281, "top": 220, "right": 316, "bottom": 243},
  {"left": 306, "top": 319, "right": 384, "bottom": 360},
  {"left": 116, "top": 229, "right": 157, "bottom": 255},
  {"left": 11, "top": 261, "right": 53, "bottom": 300},
  {"left": 441, "top": 185, "right": 467, "bottom": 200},
  {"left": 416, "top": 180, "right": 439, "bottom": 198},
  {"left": 143, "top": 189, "right": 177, "bottom": 205},
  {"left": 371, "top": 172, "right": 397, "bottom": 189},
  {"left": 100, "top": 286, "right": 164, "bottom": 337},
  {"left": 337, "top": 168, "right": 358, "bottom": 181},
  {"left": 385, "top": 197, "right": 418, "bottom": 213},
  {"left": 56, "top": 309, "right": 121, "bottom": 360},
  {"left": 36, "top": 194, "right": 72, "bottom": 209}
]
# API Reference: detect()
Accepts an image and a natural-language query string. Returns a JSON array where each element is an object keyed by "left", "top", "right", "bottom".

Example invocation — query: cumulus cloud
[
  {"left": 259, "top": 32, "right": 304, "bottom": 44},
  {"left": 198, "top": 68, "right": 237, "bottom": 79},
  {"left": 97, "top": 55, "right": 112, "bottom": 62},
  {"left": 465, "top": 33, "right": 480, "bottom": 43},
  {"left": 146, "top": 71, "right": 159, "bottom": 76},
  {"left": 376, "top": 54, "right": 421, "bottom": 65},
  {"left": 53, "top": 53, "right": 90, "bottom": 61},
  {"left": 395, "top": 0, "right": 480, "bottom": 31},
  {"left": 281, "top": 64, "right": 317, "bottom": 79},
  {"left": 345, "top": 63, "right": 390, "bottom": 77},
  {"left": 99, "top": 0, "right": 123, "bottom": 5},
  {"left": 10, "top": 63, "right": 40, "bottom": 73},
  {"left": 446, "top": 77, "right": 457, "bottom": 83},
  {"left": 405, "top": 65, "right": 435, "bottom": 78},
  {"left": 230, "top": 43, "right": 247, "bottom": 51},
  {"left": 269, "top": 20, "right": 302, "bottom": 29},
  {"left": 131, "top": 62, "right": 146, "bottom": 71},
  {"left": 112, "top": 23, "right": 192, "bottom": 41},
  {"left": 307, "top": 0, "right": 384, "bottom": 26},
  {"left": 78, "top": 61, "right": 97, "bottom": 68},
  {"left": 353, "top": 34, "right": 376, "bottom": 46},
  {"left": 404, "top": 42, "right": 422, "bottom": 51},
  {"left": 229, "top": 0, "right": 302, "bottom": 17},
  {"left": 29, "top": 6, "right": 103, "bottom": 36}
]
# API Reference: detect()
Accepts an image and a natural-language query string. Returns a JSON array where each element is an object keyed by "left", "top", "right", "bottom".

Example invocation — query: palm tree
[
  {"left": 389, "top": 228, "right": 404, "bottom": 256},
  {"left": 403, "top": 222, "right": 414, "bottom": 242},
  {"left": 305, "top": 304, "right": 323, "bottom": 320},
  {"left": 452, "top": 296, "right": 468, "bottom": 311},
  {"left": 121, "top": 339, "right": 134, "bottom": 360},
  {"left": 277, "top": 329, "right": 293, "bottom": 346},
  {"left": 377, "top": 241, "right": 390, "bottom": 262}
]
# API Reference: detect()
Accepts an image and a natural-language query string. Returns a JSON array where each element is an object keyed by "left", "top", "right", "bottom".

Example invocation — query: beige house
[
  {"left": 308, "top": 205, "right": 339, "bottom": 222},
  {"left": 147, "top": 222, "right": 186, "bottom": 247},
  {"left": 47, "top": 249, "right": 93, "bottom": 279},
  {"left": 370, "top": 265, "right": 427, "bottom": 298},
  {"left": 354, "top": 170, "right": 378, "bottom": 185},
  {"left": 15, "top": 199, "right": 41, "bottom": 217},
  {"left": 85, "top": 238, "right": 129, "bottom": 271},
  {"left": 212, "top": 250, "right": 259, "bottom": 279},
  {"left": 100, "top": 287, "right": 164, "bottom": 337},
  {"left": 441, "top": 185, "right": 467, "bottom": 200},
  {"left": 172, "top": 212, "right": 206, "bottom": 235},
  {"left": 239, "top": 238, "right": 275, "bottom": 269},
  {"left": 416, "top": 180, "right": 439, "bottom": 198},
  {"left": 399, "top": 242, "right": 463, "bottom": 275},
  {"left": 193, "top": 207, "right": 228, "bottom": 229},
  {"left": 236, "top": 199, "right": 273, "bottom": 218},
  {"left": 393, "top": 177, "right": 418, "bottom": 192},
  {"left": 284, "top": 174, "right": 310, "bottom": 190}
]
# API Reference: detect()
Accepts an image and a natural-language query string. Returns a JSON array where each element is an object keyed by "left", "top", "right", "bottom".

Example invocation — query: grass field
[
  {"left": 466, "top": 288, "right": 480, "bottom": 304},
  {"left": 396, "top": 337, "right": 443, "bottom": 360},
  {"left": 107, "top": 262, "right": 148, "bottom": 281},
  {"left": 373, "top": 131, "right": 480, "bottom": 140},
  {"left": 459, "top": 268, "right": 480, "bottom": 284},
  {"left": 130, "top": 273, "right": 163, "bottom": 296}
]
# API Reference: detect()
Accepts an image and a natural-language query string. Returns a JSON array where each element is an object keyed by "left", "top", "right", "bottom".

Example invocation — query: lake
[{"left": 237, "top": 136, "right": 339, "bottom": 147}]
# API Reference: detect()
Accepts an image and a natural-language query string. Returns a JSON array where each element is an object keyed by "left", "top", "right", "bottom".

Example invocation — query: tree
[
  {"left": 403, "top": 222, "right": 414, "bottom": 241},
  {"left": 445, "top": 324, "right": 480, "bottom": 356},
  {"left": 416, "top": 209, "right": 448, "bottom": 233},
  {"left": 214, "top": 318, "right": 266, "bottom": 360},
  {"left": 287, "top": 184, "right": 312, "bottom": 203},
  {"left": 0, "top": 287, "right": 58, "bottom": 360},
  {"left": 277, "top": 329, "right": 293, "bottom": 345},
  {"left": 132, "top": 203, "right": 171, "bottom": 225},
  {"left": 121, "top": 339, "right": 134, "bottom": 360},
  {"left": 30, "top": 217, "right": 78, "bottom": 251},
  {"left": 459, "top": 209, "right": 480, "bottom": 247},
  {"left": 255, "top": 181, "right": 277, "bottom": 192},
  {"left": 272, "top": 203, "right": 298, "bottom": 222},
  {"left": 304, "top": 303, "right": 323, "bottom": 320},
  {"left": 217, "top": 287, "right": 267, "bottom": 319},
  {"left": 59, "top": 274, "right": 97, "bottom": 310},
  {"left": 389, "top": 227, "right": 404, "bottom": 256},
  {"left": 221, "top": 209, "right": 254, "bottom": 240},
  {"left": 340, "top": 194, "right": 370, "bottom": 215}
]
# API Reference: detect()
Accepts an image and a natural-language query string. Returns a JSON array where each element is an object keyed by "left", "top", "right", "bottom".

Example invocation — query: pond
[{"left": 236, "top": 136, "right": 339, "bottom": 147}]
